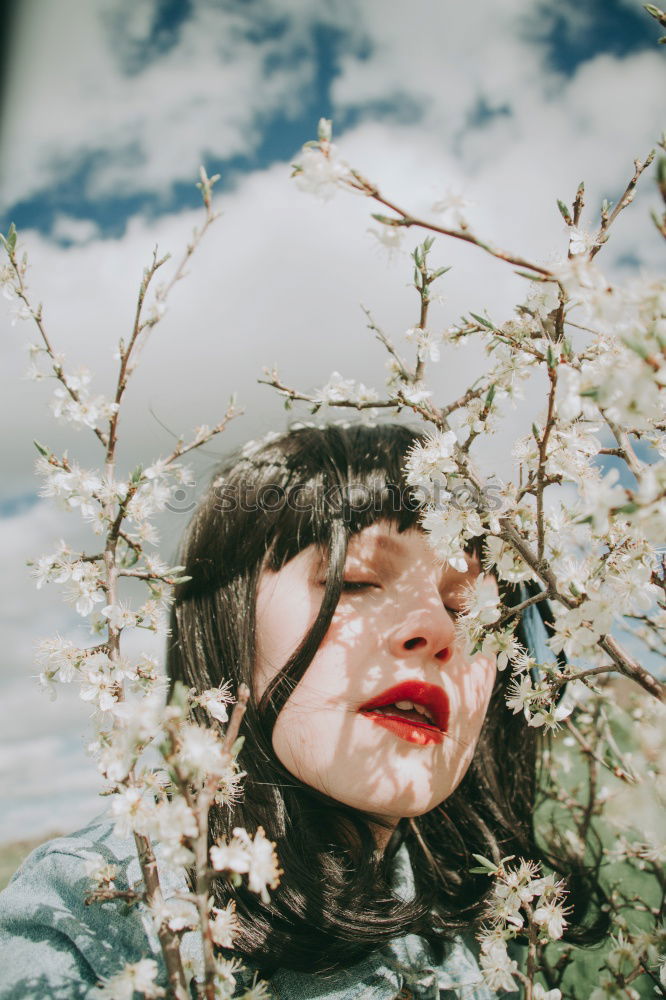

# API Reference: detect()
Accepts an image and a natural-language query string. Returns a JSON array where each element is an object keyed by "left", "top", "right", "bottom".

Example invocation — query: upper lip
[{"left": 358, "top": 680, "right": 450, "bottom": 732}]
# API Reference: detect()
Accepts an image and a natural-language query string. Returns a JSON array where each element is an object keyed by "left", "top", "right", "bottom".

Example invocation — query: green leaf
[
  {"left": 620, "top": 336, "right": 650, "bottom": 360},
  {"left": 231, "top": 735, "right": 245, "bottom": 757},
  {"left": 371, "top": 213, "right": 398, "bottom": 226},
  {"left": 470, "top": 853, "right": 498, "bottom": 873},
  {"left": 431, "top": 266, "right": 452, "bottom": 280},
  {"left": 169, "top": 680, "right": 190, "bottom": 712},
  {"left": 557, "top": 200, "right": 572, "bottom": 224},
  {"left": 485, "top": 384, "right": 496, "bottom": 407},
  {"left": 469, "top": 312, "right": 496, "bottom": 331},
  {"left": 515, "top": 269, "right": 551, "bottom": 282},
  {"left": 6, "top": 223, "right": 17, "bottom": 254},
  {"left": 33, "top": 440, "right": 50, "bottom": 457},
  {"left": 130, "top": 466, "right": 143, "bottom": 484},
  {"left": 614, "top": 502, "right": 639, "bottom": 515}
]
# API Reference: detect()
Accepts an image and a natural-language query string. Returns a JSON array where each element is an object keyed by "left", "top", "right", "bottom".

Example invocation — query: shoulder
[
  {"left": 384, "top": 931, "right": 502, "bottom": 1000},
  {"left": 0, "top": 813, "right": 169, "bottom": 999}
]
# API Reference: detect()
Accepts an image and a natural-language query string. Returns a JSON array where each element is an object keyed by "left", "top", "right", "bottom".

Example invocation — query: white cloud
[
  {"left": 50, "top": 215, "right": 101, "bottom": 245},
  {"left": 0, "top": 0, "right": 323, "bottom": 205}
]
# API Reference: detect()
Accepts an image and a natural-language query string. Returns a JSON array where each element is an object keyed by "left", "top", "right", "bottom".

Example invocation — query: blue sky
[
  {"left": 2, "top": 0, "right": 662, "bottom": 240},
  {"left": 0, "top": 0, "right": 664, "bottom": 842}
]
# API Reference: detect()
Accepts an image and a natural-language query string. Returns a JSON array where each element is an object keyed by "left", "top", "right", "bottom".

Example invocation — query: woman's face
[{"left": 254, "top": 521, "right": 497, "bottom": 832}]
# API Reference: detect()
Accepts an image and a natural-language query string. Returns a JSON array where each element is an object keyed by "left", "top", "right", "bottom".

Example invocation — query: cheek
[
  {"left": 454, "top": 654, "right": 497, "bottom": 738},
  {"left": 254, "top": 587, "right": 304, "bottom": 696}
]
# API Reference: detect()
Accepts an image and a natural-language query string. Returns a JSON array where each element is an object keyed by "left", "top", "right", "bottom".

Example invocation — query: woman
[{"left": 0, "top": 423, "right": 602, "bottom": 999}]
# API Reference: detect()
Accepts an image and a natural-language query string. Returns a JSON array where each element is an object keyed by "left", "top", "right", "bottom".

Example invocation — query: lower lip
[{"left": 360, "top": 711, "right": 445, "bottom": 746}]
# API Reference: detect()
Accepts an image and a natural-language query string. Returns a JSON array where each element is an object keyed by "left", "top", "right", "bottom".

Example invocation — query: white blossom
[
  {"left": 481, "top": 628, "right": 524, "bottom": 671},
  {"left": 460, "top": 576, "right": 501, "bottom": 626},
  {"left": 478, "top": 936, "right": 519, "bottom": 993},
  {"left": 578, "top": 468, "right": 628, "bottom": 534},
  {"left": 51, "top": 372, "right": 119, "bottom": 430},
  {"left": 36, "top": 457, "right": 103, "bottom": 520},
  {"left": 152, "top": 796, "right": 198, "bottom": 862},
  {"left": 568, "top": 226, "right": 602, "bottom": 256},
  {"left": 35, "top": 635, "right": 86, "bottom": 695},
  {"left": 506, "top": 672, "right": 538, "bottom": 720},
  {"left": 111, "top": 691, "right": 165, "bottom": 751},
  {"left": 209, "top": 901, "right": 239, "bottom": 948},
  {"left": 63, "top": 561, "right": 106, "bottom": 616},
  {"left": 84, "top": 857, "right": 118, "bottom": 891},
  {"left": 149, "top": 895, "right": 198, "bottom": 934},
  {"left": 431, "top": 189, "right": 474, "bottom": 228},
  {"left": 94, "top": 958, "right": 164, "bottom": 999},
  {"left": 198, "top": 684, "right": 235, "bottom": 724},
  {"left": 210, "top": 826, "right": 281, "bottom": 904},
  {"left": 528, "top": 699, "right": 573, "bottom": 731},
  {"left": 212, "top": 956, "right": 245, "bottom": 1000},
  {"left": 420, "top": 504, "right": 483, "bottom": 572},
  {"left": 404, "top": 326, "right": 443, "bottom": 363},
  {"left": 177, "top": 724, "right": 231, "bottom": 781},
  {"left": 316, "top": 371, "right": 380, "bottom": 407},
  {"left": 292, "top": 143, "right": 350, "bottom": 200},
  {"left": 483, "top": 536, "right": 533, "bottom": 584},
  {"left": 368, "top": 222, "right": 404, "bottom": 254},
  {"left": 549, "top": 600, "right": 613, "bottom": 660},
  {"left": 110, "top": 785, "right": 156, "bottom": 838},
  {"left": 532, "top": 898, "right": 568, "bottom": 938},
  {"left": 79, "top": 653, "right": 122, "bottom": 712},
  {"left": 397, "top": 380, "right": 433, "bottom": 405},
  {"left": 533, "top": 986, "right": 562, "bottom": 1000},
  {"left": 405, "top": 431, "right": 458, "bottom": 490},
  {"left": 589, "top": 974, "right": 641, "bottom": 999},
  {"left": 101, "top": 603, "right": 138, "bottom": 631}
]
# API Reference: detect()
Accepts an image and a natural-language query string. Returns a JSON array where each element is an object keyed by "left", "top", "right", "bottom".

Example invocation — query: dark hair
[{"left": 168, "top": 422, "right": 606, "bottom": 977}]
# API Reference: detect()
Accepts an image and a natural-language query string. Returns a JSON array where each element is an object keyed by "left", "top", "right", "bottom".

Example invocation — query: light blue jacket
[{"left": 0, "top": 814, "right": 499, "bottom": 999}]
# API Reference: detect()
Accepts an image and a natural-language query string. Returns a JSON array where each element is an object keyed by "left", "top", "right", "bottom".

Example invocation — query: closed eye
[
  {"left": 444, "top": 605, "right": 463, "bottom": 618},
  {"left": 341, "top": 580, "right": 380, "bottom": 592}
]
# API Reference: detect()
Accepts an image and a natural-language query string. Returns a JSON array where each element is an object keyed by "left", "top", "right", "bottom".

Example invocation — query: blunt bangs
[{"left": 255, "top": 423, "right": 428, "bottom": 570}]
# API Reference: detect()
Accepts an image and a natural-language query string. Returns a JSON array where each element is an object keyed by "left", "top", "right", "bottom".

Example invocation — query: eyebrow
[
  {"left": 348, "top": 533, "right": 406, "bottom": 557},
  {"left": 348, "top": 530, "right": 481, "bottom": 572}
]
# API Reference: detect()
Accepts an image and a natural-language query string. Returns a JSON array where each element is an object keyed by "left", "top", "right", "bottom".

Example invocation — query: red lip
[{"left": 358, "top": 680, "right": 450, "bottom": 747}]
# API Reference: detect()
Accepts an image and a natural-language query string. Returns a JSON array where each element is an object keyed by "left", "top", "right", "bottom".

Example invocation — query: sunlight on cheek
[
  {"left": 467, "top": 655, "right": 497, "bottom": 703},
  {"left": 327, "top": 613, "right": 365, "bottom": 642}
]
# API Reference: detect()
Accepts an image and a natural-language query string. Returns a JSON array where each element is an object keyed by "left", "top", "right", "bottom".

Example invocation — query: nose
[{"left": 387, "top": 599, "right": 456, "bottom": 664}]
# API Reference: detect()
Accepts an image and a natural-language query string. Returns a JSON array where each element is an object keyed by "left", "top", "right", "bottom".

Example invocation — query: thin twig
[{"left": 348, "top": 170, "right": 554, "bottom": 277}]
